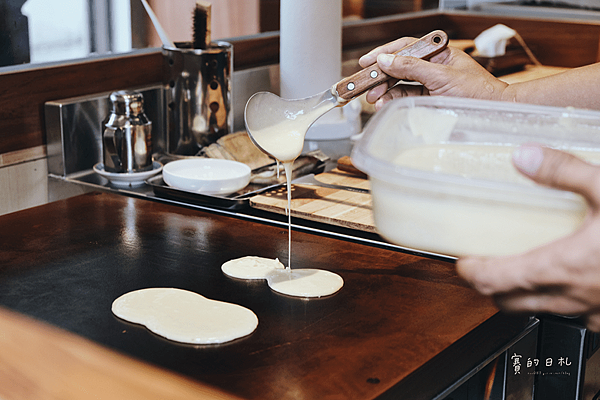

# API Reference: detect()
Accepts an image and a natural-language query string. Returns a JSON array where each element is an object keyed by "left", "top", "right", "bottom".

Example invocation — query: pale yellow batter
[
  {"left": 242, "top": 95, "right": 343, "bottom": 287},
  {"left": 222, "top": 256, "right": 344, "bottom": 298},
  {"left": 246, "top": 94, "right": 335, "bottom": 269},
  {"left": 111, "top": 288, "right": 258, "bottom": 344},
  {"left": 221, "top": 256, "right": 285, "bottom": 279},
  {"left": 371, "top": 143, "right": 596, "bottom": 257},
  {"left": 393, "top": 144, "right": 524, "bottom": 183},
  {"left": 267, "top": 268, "right": 344, "bottom": 298},
  {"left": 248, "top": 100, "right": 334, "bottom": 162}
]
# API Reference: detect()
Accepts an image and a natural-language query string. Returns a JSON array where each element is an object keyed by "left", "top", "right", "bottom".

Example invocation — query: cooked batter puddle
[
  {"left": 112, "top": 288, "right": 258, "bottom": 344},
  {"left": 222, "top": 256, "right": 344, "bottom": 298},
  {"left": 113, "top": 95, "right": 346, "bottom": 343},
  {"left": 112, "top": 258, "right": 342, "bottom": 344},
  {"left": 221, "top": 255, "right": 285, "bottom": 279}
]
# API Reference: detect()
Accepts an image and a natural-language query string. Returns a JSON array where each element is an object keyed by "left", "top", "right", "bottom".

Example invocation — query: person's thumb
[
  {"left": 512, "top": 143, "right": 600, "bottom": 207},
  {"left": 376, "top": 53, "right": 437, "bottom": 83}
]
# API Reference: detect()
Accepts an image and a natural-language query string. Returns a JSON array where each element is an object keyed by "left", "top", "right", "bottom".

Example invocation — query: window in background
[
  {"left": 22, "top": 0, "right": 90, "bottom": 63},
  {"left": 20, "top": 0, "right": 132, "bottom": 64},
  {"left": 0, "top": 0, "right": 30, "bottom": 66}
]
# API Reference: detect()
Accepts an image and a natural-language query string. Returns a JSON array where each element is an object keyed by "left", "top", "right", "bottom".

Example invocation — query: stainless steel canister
[
  {"left": 163, "top": 41, "right": 233, "bottom": 156},
  {"left": 102, "top": 91, "right": 153, "bottom": 173}
]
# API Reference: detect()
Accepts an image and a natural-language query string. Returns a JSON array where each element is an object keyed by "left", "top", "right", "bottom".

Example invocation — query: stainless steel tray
[
  {"left": 147, "top": 155, "right": 327, "bottom": 210},
  {"left": 147, "top": 175, "right": 277, "bottom": 210}
]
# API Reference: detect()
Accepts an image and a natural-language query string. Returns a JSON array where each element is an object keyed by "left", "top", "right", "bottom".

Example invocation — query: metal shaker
[
  {"left": 163, "top": 41, "right": 233, "bottom": 156},
  {"left": 103, "top": 91, "right": 153, "bottom": 173}
]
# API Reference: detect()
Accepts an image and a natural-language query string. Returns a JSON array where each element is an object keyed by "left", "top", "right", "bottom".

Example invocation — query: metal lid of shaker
[{"left": 110, "top": 90, "right": 145, "bottom": 116}]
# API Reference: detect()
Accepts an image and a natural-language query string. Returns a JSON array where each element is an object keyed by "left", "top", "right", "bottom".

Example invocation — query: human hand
[
  {"left": 456, "top": 144, "right": 600, "bottom": 331},
  {"left": 358, "top": 37, "right": 509, "bottom": 110}
]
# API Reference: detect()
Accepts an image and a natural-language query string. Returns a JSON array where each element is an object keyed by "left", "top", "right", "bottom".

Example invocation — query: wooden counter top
[
  {"left": 0, "top": 192, "right": 528, "bottom": 399},
  {"left": 0, "top": 306, "right": 239, "bottom": 400}
]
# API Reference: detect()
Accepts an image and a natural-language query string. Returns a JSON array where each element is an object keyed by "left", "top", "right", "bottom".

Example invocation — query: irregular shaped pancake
[
  {"left": 112, "top": 288, "right": 258, "bottom": 344},
  {"left": 221, "top": 256, "right": 285, "bottom": 279},
  {"left": 222, "top": 256, "right": 343, "bottom": 298},
  {"left": 266, "top": 268, "right": 344, "bottom": 298}
]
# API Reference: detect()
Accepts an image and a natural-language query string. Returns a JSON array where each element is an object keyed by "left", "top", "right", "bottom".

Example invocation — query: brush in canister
[{"left": 193, "top": 0, "right": 212, "bottom": 49}]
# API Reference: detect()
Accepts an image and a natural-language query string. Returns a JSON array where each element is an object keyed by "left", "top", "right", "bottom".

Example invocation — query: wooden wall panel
[
  {"left": 0, "top": 158, "right": 47, "bottom": 216},
  {"left": 441, "top": 12, "right": 600, "bottom": 68},
  {"left": 0, "top": 51, "right": 163, "bottom": 155},
  {"left": 232, "top": 10, "right": 600, "bottom": 70},
  {"left": 2, "top": 11, "right": 600, "bottom": 159},
  {"left": 341, "top": 11, "right": 445, "bottom": 53}
]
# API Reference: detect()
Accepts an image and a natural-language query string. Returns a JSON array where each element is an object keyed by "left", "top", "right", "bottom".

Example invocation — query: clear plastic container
[{"left": 352, "top": 97, "right": 600, "bottom": 257}]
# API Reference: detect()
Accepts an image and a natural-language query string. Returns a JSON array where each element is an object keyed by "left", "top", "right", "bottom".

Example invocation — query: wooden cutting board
[{"left": 250, "top": 168, "right": 376, "bottom": 232}]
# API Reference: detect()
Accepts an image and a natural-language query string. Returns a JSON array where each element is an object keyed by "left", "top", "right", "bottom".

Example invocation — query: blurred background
[
  {"left": 1, "top": 0, "right": 599, "bottom": 68},
  {"left": 0, "top": 0, "right": 451, "bottom": 68}
]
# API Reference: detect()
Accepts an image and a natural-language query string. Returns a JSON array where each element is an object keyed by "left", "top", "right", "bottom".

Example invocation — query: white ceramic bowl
[{"left": 162, "top": 159, "right": 251, "bottom": 195}]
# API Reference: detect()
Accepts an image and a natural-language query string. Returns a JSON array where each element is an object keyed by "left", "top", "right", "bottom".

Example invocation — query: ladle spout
[
  {"left": 244, "top": 90, "right": 338, "bottom": 161},
  {"left": 244, "top": 30, "right": 449, "bottom": 162}
]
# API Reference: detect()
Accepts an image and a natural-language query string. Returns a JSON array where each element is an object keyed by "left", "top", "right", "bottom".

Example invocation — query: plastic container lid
[{"left": 352, "top": 96, "right": 600, "bottom": 257}]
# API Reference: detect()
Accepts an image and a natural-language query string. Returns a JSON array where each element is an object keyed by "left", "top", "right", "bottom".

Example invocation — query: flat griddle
[{"left": 0, "top": 192, "right": 530, "bottom": 399}]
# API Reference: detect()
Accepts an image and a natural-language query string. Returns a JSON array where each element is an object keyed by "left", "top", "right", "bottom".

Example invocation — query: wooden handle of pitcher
[{"left": 334, "top": 30, "right": 448, "bottom": 101}]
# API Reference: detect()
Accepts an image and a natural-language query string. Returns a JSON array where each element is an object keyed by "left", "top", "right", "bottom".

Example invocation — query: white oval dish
[{"left": 162, "top": 158, "right": 251, "bottom": 195}]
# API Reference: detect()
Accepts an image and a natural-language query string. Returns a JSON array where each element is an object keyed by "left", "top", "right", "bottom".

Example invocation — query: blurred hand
[
  {"left": 358, "top": 37, "right": 509, "bottom": 110},
  {"left": 456, "top": 144, "right": 600, "bottom": 331}
]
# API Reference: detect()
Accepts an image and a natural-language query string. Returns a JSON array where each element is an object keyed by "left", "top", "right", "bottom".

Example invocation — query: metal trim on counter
[
  {"left": 147, "top": 175, "right": 252, "bottom": 211},
  {"left": 391, "top": 315, "right": 539, "bottom": 400},
  {"left": 50, "top": 172, "right": 456, "bottom": 263}
]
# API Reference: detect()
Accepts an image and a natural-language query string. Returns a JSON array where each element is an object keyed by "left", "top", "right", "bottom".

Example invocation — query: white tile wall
[{"left": 0, "top": 157, "right": 48, "bottom": 216}]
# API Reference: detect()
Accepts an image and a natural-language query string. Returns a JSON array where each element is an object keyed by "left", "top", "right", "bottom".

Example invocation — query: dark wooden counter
[{"left": 0, "top": 192, "right": 529, "bottom": 399}]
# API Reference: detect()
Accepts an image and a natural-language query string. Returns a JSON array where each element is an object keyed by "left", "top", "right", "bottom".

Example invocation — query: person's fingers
[
  {"left": 429, "top": 47, "right": 453, "bottom": 64},
  {"left": 512, "top": 144, "right": 600, "bottom": 207},
  {"left": 363, "top": 47, "right": 457, "bottom": 105},
  {"left": 365, "top": 82, "right": 390, "bottom": 104},
  {"left": 375, "top": 53, "right": 461, "bottom": 95},
  {"left": 359, "top": 37, "right": 418, "bottom": 67},
  {"left": 586, "top": 313, "right": 600, "bottom": 332},
  {"left": 456, "top": 145, "right": 600, "bottom": 327},
  {"left": 457, "top": 225, "right": 590, "bottom": 296},
  {"left": 373, "top": 84, "right": 426, "bottom": 110},
  {"left": 493, "top": 290, "right": 590, "bottom": 316},
  {"left": 457, "top": 254, "right": 539, "bottom": 296},
  {"left": 376, "top": 53, "right": 433, "bottom": 82}
]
